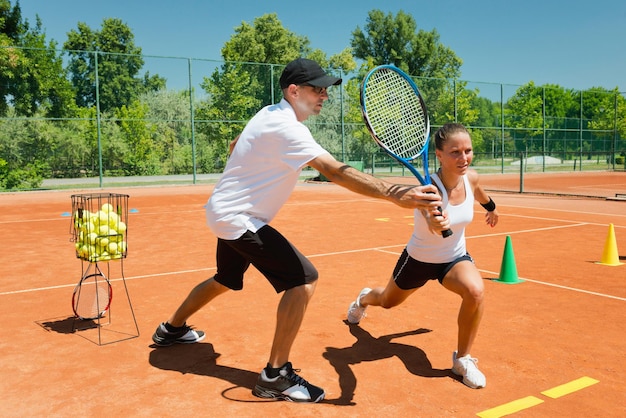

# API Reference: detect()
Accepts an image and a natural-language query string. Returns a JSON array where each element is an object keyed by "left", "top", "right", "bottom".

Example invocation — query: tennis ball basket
[
  {"left": 70, "top": 193, "right": 129, "bottom": 262},
  {"left": 68, "top": 193, "right": 138, "bottom": 345}
]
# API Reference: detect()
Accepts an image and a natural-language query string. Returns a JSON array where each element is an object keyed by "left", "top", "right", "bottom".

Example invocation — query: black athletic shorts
[
  {"left": 393, "top": 248, "right": 474, "bottom": 290},
  {"left": 213, "top": 225, "right": 318, "bottom": 293}
]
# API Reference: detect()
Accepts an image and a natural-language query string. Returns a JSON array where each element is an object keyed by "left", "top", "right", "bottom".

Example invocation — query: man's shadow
[
  {"left": 148, "top": 343, "right": 262, "bottom": 402},
  {"left": 322, "top": 322, "right": 451, "bottom": 405},
  {"left": 148, "top": 324, "right": 453, "bottom": 405}
]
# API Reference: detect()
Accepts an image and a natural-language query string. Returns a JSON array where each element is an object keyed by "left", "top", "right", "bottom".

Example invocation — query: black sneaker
[
  {"left": 252, "top": 362, "right": 325, "bottom": 403},
  {"left": 151, "top": 322, "right": 205, "bottom": 346}
]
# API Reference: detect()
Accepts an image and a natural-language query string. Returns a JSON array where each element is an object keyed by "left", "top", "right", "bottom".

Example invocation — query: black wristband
[{"left": 480, "top": 197, "right": 496, "bottom": 212}]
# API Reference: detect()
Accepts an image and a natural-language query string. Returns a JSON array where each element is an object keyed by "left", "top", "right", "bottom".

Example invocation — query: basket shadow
[{"left": 36, "top": 316, "right": 98, "bottom": 334}]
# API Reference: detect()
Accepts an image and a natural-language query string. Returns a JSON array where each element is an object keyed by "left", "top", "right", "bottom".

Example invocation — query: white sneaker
[
  {"left": 452, "top": 351, "right": 486, "bottom": 389},
  {"left": 347, "top": 288, "right": 372, "bottom": 324}
]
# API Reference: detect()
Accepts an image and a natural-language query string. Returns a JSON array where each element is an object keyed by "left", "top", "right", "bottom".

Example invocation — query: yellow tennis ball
[
  {"left": 107, "top": 212, "right": 119, "bottom": 227},
  {"left": 74, "top": 209, "right": 90, "bottom": 222},
  {"left": 73, "top": 212, "right": 83, "bottom": 229},
  {"left": 107, "top": 241, "right": 118, "bottom": 254},
  {"left": 97, "top": 210, "right": 109, "bottom": 224},
  {"left": 87, "top": 232, "right": 98, "bottom": 245},
  {"left": 79, "top": 221, "right": 95, "bottom": 234},
  {"left": 99, "top": 252, "right": 111, "bottom": 261},
  {"left": 116, "top": 221, "right": 127, "bottom": 233},
  {"left": 97, "top": 236, "right": 110, "bottom": 248},
  {"left": 101, "top": 203, "right": 115, "bottom": 213},
  {"left": 98, "top": 225, "right": 110, "bottom": 236}
]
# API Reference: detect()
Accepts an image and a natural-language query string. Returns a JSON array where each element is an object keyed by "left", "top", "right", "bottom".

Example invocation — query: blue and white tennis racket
[{"left": 361, "top": 64, "right": 452, "bottom": 237}]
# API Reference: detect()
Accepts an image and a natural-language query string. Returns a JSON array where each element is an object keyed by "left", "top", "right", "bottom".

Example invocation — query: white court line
[
  {"left": 465, "top": 222, "right": 589, "bottom": 239},
  {"left": 567, "top": 182, "right": 626, "bottom": 190},
  {"left": 370, "top": 248, "right": 626, "bottom": 302},
  {"left": 0, "top": 267, "right": 216, "bottom": 296},
  {"left": 2, "top": 237, "right": 623, "bottom": 302},
  {"left": 503, "top": 213, "right": 580, "bottom": 223},
  {"left": 479, "top": 269, "right": 626, "bottom": 302},
  {"left": 0, "top": 223, "right": 610, "bottom": 298},
  {"left": 0, "top": 217, "right": 65, "bottom": 225},
  {"left": 503, "top": 204, "right": 626, "bottom": 219},
  {"left": 500, "top": 213, "right": 624, "bottom": 230}
]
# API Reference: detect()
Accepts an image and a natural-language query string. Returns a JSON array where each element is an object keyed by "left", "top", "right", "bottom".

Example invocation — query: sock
[
  {"left": 265, "top": 362, "right": 287, "bottom": 378},
  {"left": 164, "top": 322, "right": 185, "bottom": 332}
]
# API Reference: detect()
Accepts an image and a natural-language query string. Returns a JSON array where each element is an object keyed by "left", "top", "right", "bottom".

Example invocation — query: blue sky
[{"left": 18, "top": 0, "right": 626, "bottom": 92}]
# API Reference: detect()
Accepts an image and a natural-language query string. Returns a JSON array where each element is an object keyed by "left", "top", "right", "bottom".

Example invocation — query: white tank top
[{"left": 406, "top": 173, "right": 474, "bottom": 263}]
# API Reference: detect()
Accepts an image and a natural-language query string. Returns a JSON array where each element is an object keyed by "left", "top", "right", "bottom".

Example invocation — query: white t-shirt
[
  {"left": 206, "top": 99, "right": 329, "bottom": 240},
  {"left": 406, "top": 173, "right": 474, "bottom": 263}
]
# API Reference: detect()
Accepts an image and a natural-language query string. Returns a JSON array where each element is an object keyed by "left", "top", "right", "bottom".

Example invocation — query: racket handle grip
[{"left": 436, "top": 205, "right": 453, "bottom": 238}]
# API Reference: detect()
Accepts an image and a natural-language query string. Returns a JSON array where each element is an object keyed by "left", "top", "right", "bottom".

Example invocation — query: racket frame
[
  {"left": 360, "top": 64, "right": 433, "bottom": 185},
  {"left": 360, "top": 64, "right": 452, "bottom": 238},
  {"left": 72, "top": 271, "right": 112, "bottom": 320}
]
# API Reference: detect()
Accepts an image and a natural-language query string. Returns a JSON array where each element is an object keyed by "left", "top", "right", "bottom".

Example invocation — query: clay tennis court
[{"left": 1, "top": 171, "right": 624, "bottom": 417}]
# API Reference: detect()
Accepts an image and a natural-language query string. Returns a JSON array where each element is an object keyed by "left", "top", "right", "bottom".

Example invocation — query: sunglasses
[{"left": 302, "top": 84, "right": 328, "bottom": 95}]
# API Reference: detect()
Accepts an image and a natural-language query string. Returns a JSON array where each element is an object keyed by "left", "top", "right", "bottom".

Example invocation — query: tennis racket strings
[
  {"left": 363, "top": 68, "right": 428, "bottom": 160},
  {"left": 73, "top": 273, "right": 111, "bottom": 320}
]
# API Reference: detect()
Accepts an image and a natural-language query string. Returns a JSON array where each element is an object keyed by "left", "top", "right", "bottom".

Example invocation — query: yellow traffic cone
[{"left": 596, "top": 223, "right": 624, "bottom": 266}]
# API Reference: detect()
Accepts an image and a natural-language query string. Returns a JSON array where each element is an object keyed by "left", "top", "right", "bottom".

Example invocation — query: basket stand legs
[{"left": 72, "top": 260, "right": 140, "bottom": 345}]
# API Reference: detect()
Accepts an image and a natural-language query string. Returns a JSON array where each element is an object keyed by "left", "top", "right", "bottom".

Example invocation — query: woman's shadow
[{"left": 322, "top": 322, "right": 451, "bottom": 405}]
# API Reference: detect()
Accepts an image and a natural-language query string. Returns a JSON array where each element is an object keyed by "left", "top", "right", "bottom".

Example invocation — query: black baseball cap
[{"left": 279, "top": 58, "right": 342, "bottom": 89}]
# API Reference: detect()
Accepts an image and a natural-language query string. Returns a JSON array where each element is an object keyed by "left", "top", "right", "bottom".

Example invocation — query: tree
[
  {"left": 329, "top": 47, "right": 358, "bottom": 74},
  {"left": 351, "top": 10, "right": 462, "bottom": 79},
  {"left": 504, "top": 82, "right": 593, "bottom": 154},
  {"left": 116, "top": 100, "right": 160, "bottom": 175},
  {"left": 219, "top": 13, "right": 312, "bottom": 108},
  {"left": 198, "top": 13, "right": 350, "bottom": 168},
  {"left": 64, "top": 18, "right": 165, "bottom": 113},
  {"left": 506, "top": 82, "right": 544, "bottom": 133},
  {"left": 0, "top": 39, "right": 21, "bottom": 117},
  {"left": 142, "top": 89, "right": 197, "bottom": 174},
  {"left": 71, "top": 106, "right": 125, "bottom": 176},
  {"left": 584, "top": 87, "right": 626, "bottom": 158},
  {"left": 0, "top": 107, "right": 50, "bottom": 188},
  {"left": 13, "top": 17, "right": 75, "bottom": 117},
  {"left": 1, "top": 0, "right": 74, "bottom": 117},
  {"left": 0, "top": 0, "right": 22, "bottom": 116},
  {"left": 583, "top": 87, "right": 623, "bottom": 131},
  {"left": 349, "top": 9, "right": 466, "bottom": 161},
  {"left": 468, "top": 95, "right": 502, "bottom": 156},
  {"left": 198, "top": 65, "right": 261, "bottom": 169}
]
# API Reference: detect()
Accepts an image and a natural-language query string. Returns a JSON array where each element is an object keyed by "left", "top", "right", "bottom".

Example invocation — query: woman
[{"left": 346, "top": 122, "right": 498, "bottom": 389}]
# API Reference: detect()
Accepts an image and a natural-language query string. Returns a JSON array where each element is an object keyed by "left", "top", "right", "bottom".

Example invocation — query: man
[{"left": 152, "top": 58, "right": 444, "bottom": 403}]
